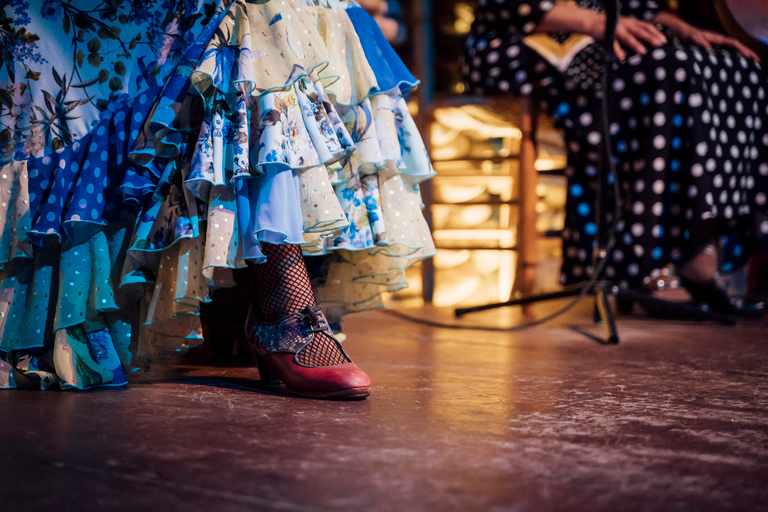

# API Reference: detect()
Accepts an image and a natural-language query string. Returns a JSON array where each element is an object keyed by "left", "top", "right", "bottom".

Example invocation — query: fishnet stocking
[
  {"left": 251, "top": 243, "right": 350, "bottom": 366},
  {"left": 251, "top": 243, "right": 316, "bottom": 321}
]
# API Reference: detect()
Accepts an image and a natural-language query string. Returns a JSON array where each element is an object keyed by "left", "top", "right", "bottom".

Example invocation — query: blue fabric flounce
[
  {"left": 345, "top": 7, "right": 418, "bottom": 94},
  {"left": 25, "top": 91, "right": 153, "bottom": 247}
]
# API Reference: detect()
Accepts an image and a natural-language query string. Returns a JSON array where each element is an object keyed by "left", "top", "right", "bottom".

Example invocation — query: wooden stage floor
[{"left": 2, "top": 301, "right": 767, "bottom": 511}]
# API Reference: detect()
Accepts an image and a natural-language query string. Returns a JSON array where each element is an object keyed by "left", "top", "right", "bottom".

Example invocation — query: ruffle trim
[
  {"left": 185, "top": 1, "right": 382, "bottom": 105},
  {"left": 0, "top": 0, "right": 436, "bottom": 387},
  {"left": 345, "top": 7, "right": 419, "bottom": 94},
  {"left": 0, "top": 90, "right": 155, "bottom": 254}
]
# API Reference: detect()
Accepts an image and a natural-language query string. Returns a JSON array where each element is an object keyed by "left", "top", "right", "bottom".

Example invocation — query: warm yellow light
[
  {"left": 433, "top": 229, "right": 516, "bottom": 247},
  {"left": 433, "top": 205, "right": 494, "bottom": 229},
  {"left": 434, "top": 250, "right": 472, "bottom": 269},
  {"left": 534, "top": 155, "right": 567, "bottom": 171},
  {"left": 456, "top": 205, "right": 493, "bottom": 226},
  {"left": 407, "top": 99, "right": 419, "bottom": 117},
  {"left": 433, "top": 108, "right": 522, "bottom": 139},
  {"left": 432, "top": 251, "right": 518, "bottom": 308},
  {"left": 498, "top": 252, "right": 514, "bottom": 301},
  {"left": 433, "top": 276, "right": 482, "bottom": 307},
  {"left": 453, "top": 3, "right": 475, "bottom": 35},
  {"left": 434, "top": 182, "right": 487, "bottom": 203},
  {"left": 472, "top": 251, "right": 502, "bottom": 273}
]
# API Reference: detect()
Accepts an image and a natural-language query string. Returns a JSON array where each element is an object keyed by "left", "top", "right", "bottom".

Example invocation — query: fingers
[
  {"left": 616, "top": 25, "right": 647, "bottom": 55},
  {"left": 633, "top": 21, "right": 667, "bottom": 46},
  {"left": 692, "top": 33, "right": 712, "bottom": 50},
  {"left": 702, "top": 30, "right": 761, "bottom": 62},
  {"left": 613, "top": 17, "right": 667, "bottom": 58},
  {"left": 614, "top": 39, "right": 626, "bottom": 61},
  {"left": 725, "top": 39, "right": 760, "bottom": 61}
]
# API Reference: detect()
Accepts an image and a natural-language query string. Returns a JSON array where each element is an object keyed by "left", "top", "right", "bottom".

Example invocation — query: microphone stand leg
[{"left": 594, "top": 282, "right": 620, "bottom": 344}]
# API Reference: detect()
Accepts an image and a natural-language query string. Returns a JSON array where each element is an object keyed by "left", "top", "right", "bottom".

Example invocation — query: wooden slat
[{"left": 516, "top": 96, "right": 539, "bottom": 312}]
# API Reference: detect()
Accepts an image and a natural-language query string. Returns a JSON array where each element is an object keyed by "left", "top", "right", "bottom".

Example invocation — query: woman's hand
[
  {"left": 537, "top": 5, "right": 666, "bottom": 61},
  {"left": 654, "top": 12, "right": 760, "bottom": 61},
  {"left": 586, "top": 14, "right": 667, "bottom": 61}
]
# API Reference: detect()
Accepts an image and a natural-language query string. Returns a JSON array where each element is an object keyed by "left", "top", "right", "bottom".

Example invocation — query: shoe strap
[
  {"left": 302, "top": 305, "right": 331, "bottom": 334},
  {"left": 249, "top": 306, "right": 332, "bottom": 356}
]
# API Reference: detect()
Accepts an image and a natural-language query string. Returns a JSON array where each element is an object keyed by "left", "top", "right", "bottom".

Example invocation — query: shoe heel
[{"left": 254, "top": 353, "right": 281, "bottom": 387}]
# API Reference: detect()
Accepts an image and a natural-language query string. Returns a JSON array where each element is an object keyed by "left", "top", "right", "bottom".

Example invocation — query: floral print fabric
[
  {"left": 1, "top": 0, "right": 222, "bottom": 164},
  {"left": 0, "top": 0, "right": 435, "bottom": 389}
]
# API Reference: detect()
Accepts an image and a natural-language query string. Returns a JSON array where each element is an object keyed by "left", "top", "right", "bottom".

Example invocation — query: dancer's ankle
[{"left": 677, "top": 243, "right": 718, "bottom": 283}]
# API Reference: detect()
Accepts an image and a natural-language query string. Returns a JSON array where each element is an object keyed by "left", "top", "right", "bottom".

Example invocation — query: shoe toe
[{"left": 267, "top": 353, "right": 372, "bottom": 399}]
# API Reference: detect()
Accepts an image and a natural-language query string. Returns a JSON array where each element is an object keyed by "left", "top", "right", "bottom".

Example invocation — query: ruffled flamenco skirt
[{"left": 0, "top": 1, "right": 435, "bottom": 389}]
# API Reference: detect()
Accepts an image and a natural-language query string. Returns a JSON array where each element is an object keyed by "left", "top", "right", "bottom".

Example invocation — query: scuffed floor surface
[{"left": 1, "top": 302, "right": 767, "bottom": 511}]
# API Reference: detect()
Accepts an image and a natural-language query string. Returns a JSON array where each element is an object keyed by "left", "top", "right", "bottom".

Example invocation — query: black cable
[
  {"left": 382, "top": 282, "right": 596, "bottom": 332},
  {"left": 600, "top": 0, "right": 623, "bottom": 260},
  {"left": 386, "top": 1, "right": 624, "bottom": 332}
]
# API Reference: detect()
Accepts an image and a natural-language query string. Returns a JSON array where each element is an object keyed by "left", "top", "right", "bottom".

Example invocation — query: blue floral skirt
[{"left": 0, "top": 0, "right": 435, "bottom": 389}]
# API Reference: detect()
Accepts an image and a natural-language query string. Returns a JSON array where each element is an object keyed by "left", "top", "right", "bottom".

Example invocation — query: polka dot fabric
[
  {"left": 472, "top": 0, "right": 555, "bottom": 38},
  {"left": 26, "top": 91, "right": 158, "bottom": 247},
  {"left": 463, "top": 0, "right": 768, "bottom": 288}
]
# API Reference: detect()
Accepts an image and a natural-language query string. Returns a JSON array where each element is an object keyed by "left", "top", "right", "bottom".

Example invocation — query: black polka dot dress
[{"left": 462, "top": 0, "right": 768, "bottom": 289}]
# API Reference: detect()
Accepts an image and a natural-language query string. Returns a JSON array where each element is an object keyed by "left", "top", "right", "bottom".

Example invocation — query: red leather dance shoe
[{"left": 245, "top": 305, "right": 371, "bottom": 399}]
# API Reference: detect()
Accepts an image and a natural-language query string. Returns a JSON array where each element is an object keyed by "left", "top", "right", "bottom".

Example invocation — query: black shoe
[{"left": 680, "top": 275, "right": 766, "bottom": 317}]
